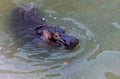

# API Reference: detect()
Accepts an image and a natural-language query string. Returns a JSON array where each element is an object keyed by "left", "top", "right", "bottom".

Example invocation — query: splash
[
  {"left": 13, "top": 0, "right": 35, "bottom": 11},
  {"left": 13, "top": 0, "right": 43, "bottom": 11}
]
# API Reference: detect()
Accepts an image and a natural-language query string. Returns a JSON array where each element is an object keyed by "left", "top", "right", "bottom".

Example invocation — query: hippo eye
[{"left": 53, "top": 32, "right": 60, "bottom": 39}]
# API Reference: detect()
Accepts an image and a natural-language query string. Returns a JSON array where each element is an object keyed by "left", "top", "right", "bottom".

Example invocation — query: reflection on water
[
  {"left": 52, "top": 50, "right": 120, "bottom": 79},
  {"left": 105, "top": 72, "right": 120, "bottom": 79},
  {"left": 0, "top": 0, "right": 120, "bottom": 79}
]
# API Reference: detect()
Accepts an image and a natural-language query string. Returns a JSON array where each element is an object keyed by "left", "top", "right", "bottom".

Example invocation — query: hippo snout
[{"left": 57, "top": 34, "right": 79, "bottom": 49}]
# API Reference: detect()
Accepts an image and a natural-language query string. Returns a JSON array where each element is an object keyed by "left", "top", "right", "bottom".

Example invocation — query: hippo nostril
[{"left": 65, "top": 39, "right": 79, "bottom": 49}]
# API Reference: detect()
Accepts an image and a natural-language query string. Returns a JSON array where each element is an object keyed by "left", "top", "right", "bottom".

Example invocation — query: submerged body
[{"left": 11, "top": 7, "right": 79, "bottom": 49}]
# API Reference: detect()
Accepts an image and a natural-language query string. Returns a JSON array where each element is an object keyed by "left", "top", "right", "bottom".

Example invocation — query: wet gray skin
[{"left": 11, "top": 7, "right": 79, "bottom": 49}]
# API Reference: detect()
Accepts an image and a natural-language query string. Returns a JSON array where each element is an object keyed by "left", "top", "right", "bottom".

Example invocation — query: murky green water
[{"left": 0, "top": 0, "right": 120, "bottom": 79}]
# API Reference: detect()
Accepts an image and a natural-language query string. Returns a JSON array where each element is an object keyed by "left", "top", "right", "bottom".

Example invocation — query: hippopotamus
[{"left": 11, "top": 7, "right": 79, "bottom": 49}]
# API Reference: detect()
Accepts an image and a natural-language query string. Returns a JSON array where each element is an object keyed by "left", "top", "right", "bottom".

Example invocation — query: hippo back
[{"left": 11, "top": 7, "right": 48, "bottom": 43}]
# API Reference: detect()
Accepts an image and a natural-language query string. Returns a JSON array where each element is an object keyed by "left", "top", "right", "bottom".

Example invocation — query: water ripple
[{"left": 0, "top": 1, "right": 98, "bottom": 78}]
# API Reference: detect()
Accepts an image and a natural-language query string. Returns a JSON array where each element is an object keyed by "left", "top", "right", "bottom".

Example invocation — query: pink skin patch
[{"left": 42, "top": 30, "right": 51, "bottom": 41}]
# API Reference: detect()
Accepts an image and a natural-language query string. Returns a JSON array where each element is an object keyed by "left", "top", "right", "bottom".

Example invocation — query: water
[{"left": 0, "top": 0, "right": 120, "bottom": 79}]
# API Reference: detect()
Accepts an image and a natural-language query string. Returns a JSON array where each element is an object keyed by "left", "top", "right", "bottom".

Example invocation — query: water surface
[{"left": 0, "top": 0, "right": 120, "bottom": 79}]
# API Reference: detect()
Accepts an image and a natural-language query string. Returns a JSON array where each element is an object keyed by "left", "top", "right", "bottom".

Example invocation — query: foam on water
[
  {"left": 44, "top": 9, "right": 56, "bottom": 14},
  {"left": 111, "top": 22, "right": 120, "bottom": 29}
]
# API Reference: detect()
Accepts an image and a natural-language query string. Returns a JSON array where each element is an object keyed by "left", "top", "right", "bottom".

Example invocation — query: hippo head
[{"left": 36, "top": 26, "right": 79, "bottom": 49}]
